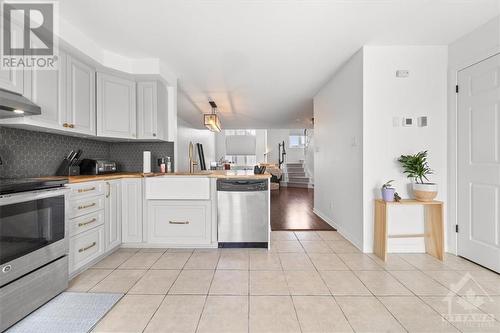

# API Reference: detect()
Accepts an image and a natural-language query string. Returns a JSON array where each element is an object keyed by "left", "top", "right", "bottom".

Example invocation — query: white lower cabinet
[
  {"left": 121, "top": 178, "right": 143, "bottom": 243},
  {"left": 69, "top": 195, "right": 105, "bottom": 219},
  {"left": 69, "top": 210, "right": 104, "bottom": 237},
  {"left": 147, "top": 200, "right": 211, "bottom": 245},
  {"left": 69, "top": 225, "right": 105, "bottom": 273},
  {"left": 68, "top": 176, "right": 217, "bottom": 275},
  {"left": 104, "top": 180, "right": 121, "bottom": 251},
  {"left": 68, "top": 179, "right": 123, "bottom": 275},
  {"left": 68, "top": 181, "right": 105, "bottom": 199}
]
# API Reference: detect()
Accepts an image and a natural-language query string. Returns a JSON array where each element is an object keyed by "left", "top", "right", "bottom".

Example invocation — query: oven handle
[
  {"left": 0, "top": 187, "right": 69, "bottom": 206},
  {"left": 78, "top": 242, "right": 97, "bottom": 253}
]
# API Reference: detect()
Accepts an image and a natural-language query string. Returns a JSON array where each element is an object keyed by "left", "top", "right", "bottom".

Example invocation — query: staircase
[{"left": 281, "top": 161, "right": 313, "bottom": 188}]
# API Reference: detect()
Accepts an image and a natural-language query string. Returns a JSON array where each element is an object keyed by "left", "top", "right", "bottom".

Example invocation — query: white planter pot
[{"left": 412, "top": 183, "right": 438, "bottom": 202}]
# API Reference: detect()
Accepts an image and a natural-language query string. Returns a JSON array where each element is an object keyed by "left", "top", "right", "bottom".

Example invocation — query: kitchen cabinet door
[
  {"left": 137, "top": 80, "right": 168, "bottom": 140},
  {"left": 69, "top": 225, "right": 105, "bottom": 274},
  {"left": 104, "top": 180, "right": 122, "bottom": 251},
  {"left": 66, "top": 54, "right": 96, "bottom": 135},
  {"left": 97, "top": 72, "right": 137, "bottom": 139},
  {"left": 147, "top": 200, "right": 211, "bottom": 245},
  {"left": 0, "top": 23, "right": 23, "bottom": 94},
  {"left": 0, "top": 67, "right": 23, "bottom": 94},
  {"left": 22, "top": 51, "right": 66, "bottom": 129},
  {"left": 121, "top": 178, "right": 143, "bottom": 243},
  {"left": 137, "top": 81, "right": 158, "bottom": 139}
]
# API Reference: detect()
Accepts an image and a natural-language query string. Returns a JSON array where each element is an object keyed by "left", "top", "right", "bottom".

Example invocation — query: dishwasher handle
[{"left": 217, "top": 179, "right": 268, "bottom": 191}]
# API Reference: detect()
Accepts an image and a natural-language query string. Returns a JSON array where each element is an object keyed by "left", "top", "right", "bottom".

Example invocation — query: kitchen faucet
[{"left": 188, "top": 142, "right": 198, "bottom": 173}]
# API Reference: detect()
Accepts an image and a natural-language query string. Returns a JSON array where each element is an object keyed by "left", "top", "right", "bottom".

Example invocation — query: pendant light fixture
[{"left": 204, "top": 99, "right": 222, "bottom": 132}]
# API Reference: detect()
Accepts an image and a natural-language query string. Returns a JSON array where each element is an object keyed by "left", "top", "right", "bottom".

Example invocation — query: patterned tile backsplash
[
  {"left": 110, "top": 142, "right": 174, "bottom": 173},
  {"left": 0, "top": 127, "right": 174, "bottom": 178}
]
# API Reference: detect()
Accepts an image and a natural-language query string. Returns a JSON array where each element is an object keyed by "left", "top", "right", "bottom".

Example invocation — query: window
[
  {"left": 289, "top": 135, "right": 306, "bottom": 148},
  {"left": 224, "top": 129, "right": 257, "bottom": 166}
]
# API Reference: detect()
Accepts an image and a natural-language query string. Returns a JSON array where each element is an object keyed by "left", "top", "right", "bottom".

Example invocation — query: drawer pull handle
[
  {"left": 77, "top": 187, "right": 96, "bottom": 193},
  {"left": 169, "top": 220, "right": 190, "bottom": 225},
  {"left": 78, "top": 242, "right": 96, "bottom": 253},
  {"left": 78, "top": 203, "right": 96, "bottom": 210},
  {"left": 78, "top": 218, "right": 97, "bottom": 227}
]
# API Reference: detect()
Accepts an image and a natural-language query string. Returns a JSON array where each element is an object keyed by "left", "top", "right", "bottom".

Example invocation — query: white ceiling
[{"left": 59, "top": 0, "right": 500, "bottom": 129}]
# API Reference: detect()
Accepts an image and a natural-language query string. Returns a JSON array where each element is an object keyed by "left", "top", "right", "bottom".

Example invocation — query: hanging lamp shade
[
  {"left": 204, "top": 113, "right": 221, "bottom": 132},
  {"left": 204, "top": 100, "right": 221, "bottom": 132}
]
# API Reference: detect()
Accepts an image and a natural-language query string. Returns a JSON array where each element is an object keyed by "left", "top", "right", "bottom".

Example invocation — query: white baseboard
[
  {"left": 313, "top": 208, "right": 363, "bottom": 252},
  {"left": 121, "top": 242, "right": 218, "bottom": 249}
]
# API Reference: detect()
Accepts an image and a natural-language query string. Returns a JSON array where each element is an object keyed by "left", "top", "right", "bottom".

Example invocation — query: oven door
[{"left": 0, "top": 188, "right": 69, "bottom": 287}]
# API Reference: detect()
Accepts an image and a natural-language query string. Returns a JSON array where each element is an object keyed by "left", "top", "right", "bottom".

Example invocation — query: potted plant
[
  {"left": 398, "top": 150, "right": 437, "bottom": 201},
  {"left": 381, "top": 180, "right": 395, "bottom": 202}
]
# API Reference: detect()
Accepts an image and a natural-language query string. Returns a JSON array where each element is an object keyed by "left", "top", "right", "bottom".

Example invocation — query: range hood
[{"left": 0, "top": 89, "right": 41, "bottom": 118}]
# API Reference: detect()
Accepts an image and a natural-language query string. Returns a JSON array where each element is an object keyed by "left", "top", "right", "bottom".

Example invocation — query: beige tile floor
[{"left": 66, "top": 231, "right": 500, "bottom": 333}]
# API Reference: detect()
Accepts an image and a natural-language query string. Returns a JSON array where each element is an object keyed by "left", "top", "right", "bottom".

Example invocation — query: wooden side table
[{"left": 374, "top": 199, "right": 444, "bottom": 261}]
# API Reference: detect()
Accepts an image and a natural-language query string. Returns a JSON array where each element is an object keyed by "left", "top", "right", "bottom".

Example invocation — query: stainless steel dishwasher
[{"left": 217, "top": 179, "right": 269, "bottom": 247}]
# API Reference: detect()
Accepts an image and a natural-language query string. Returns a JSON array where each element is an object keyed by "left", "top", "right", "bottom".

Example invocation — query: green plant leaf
[{"left": 397, "top": 150, "right": 433, "bottom": 184}]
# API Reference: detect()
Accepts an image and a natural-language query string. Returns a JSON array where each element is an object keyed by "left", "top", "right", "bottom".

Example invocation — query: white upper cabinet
[
  {"left": 0, "top": 67, "right": 23, "bottom": 94},
  {"left": 0, "top": 50, "right": 98, "bottom": 136},
  {"left": 97, "top": 72, "right": 137, "bottom": 139},
  {"left": 0, "top": 22, "right": 23, "bottom": 94},
  {"left": 137, "top": 80, "right": 168, "bottom": 140},
  {"left": 22, "top": 51, "right": 66, "bottom": 129},
  {"left": 66, "top": 54, "right": 96, "bottom": 135}
]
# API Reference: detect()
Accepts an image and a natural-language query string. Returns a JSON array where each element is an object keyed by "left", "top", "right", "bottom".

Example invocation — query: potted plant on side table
[
  {"left": 398, "top": 150, "right": 437, "bottom": 201},
  {"left": 381, "top": 180, "right": 395, "bottom": 202}
]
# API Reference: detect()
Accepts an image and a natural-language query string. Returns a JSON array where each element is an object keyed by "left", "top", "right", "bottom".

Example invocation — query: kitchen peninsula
[{"left": 65, "top": 171, "right": 271, "bottom": 277}]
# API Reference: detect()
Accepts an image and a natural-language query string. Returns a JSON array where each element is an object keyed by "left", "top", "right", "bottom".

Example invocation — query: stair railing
[{"left": 278, "top": 140, "right": 286, "bottom": 169}]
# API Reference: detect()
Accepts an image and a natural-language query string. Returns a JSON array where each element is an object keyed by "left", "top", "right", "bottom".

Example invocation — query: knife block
[{"left": 56, "top": 160, "right": 80, "bottom": 176}]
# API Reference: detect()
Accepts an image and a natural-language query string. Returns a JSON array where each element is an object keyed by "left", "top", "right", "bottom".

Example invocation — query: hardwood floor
[{"left": 271, "top": 187, "right": 335, "bottom": 231}]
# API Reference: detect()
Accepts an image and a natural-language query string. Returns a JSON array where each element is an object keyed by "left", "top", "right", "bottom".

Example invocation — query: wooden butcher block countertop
[{"left": 59, "top": 170, "right": 271, "bottom": 184}]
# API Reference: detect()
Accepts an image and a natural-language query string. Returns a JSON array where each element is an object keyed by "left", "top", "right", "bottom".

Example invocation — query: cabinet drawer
[
  {"left": 69, "top": 195, "right": 104, "bottom": 218},
  {"left": 70, "top": 210, "right": 104, "bottom": 237},
  {"left": 69, "top": 225, "right": 104, "bottom": 273},
  {"left": 145, "top": 177, "right": 210, "bottom": 200},
  {"left": 68, "top": 182, "right": 104, "bottom": 199},
  {"left": 147, "top": 200, "right": 211, "bottom": 244}
]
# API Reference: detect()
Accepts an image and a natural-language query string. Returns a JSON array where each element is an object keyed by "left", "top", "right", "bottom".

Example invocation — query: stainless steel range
[{"left": 0, "top": 177, "right": 69, "bottom": 332}]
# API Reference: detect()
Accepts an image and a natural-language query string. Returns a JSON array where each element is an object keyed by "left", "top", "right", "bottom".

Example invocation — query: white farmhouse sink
[{"left": 145, "top": 176, "right": 210, "bottom": 200}]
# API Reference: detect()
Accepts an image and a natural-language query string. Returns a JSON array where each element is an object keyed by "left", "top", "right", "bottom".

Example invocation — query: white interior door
[{"left": 457, "top": 53, "right": 500, "bottom": 273}]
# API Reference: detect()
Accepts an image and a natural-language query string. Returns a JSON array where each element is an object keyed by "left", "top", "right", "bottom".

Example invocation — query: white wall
[
  {"left": 255, "top": 130, "right": 268, "bottom": 163},
  {"left": 267, "top": 129, "right": 306, "bottom": 164},
  {"left": 447, "top": 16, "right": 500, "bottom": 254},
  {"left": 177, "top": 118, "right": 216, "bottom": 172},
  {"left": 313, "top": 49, "right": 364, "bottom": 249},
  {"left": 313, "top": 46, "right": 448, "bottom": 253},
  {"left": 304, "top": 129, "right": 315, "bottom": 182},
  {"left": 363, "top": 46, "right": 448, "bottom": 253}
]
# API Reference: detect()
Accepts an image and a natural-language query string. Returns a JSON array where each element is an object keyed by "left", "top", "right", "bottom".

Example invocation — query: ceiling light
[
  {"left": 13, "top": 109, "right": 24, "bottom": 114},
  {"left": 204, "top": 99, "right": 221, "bottom": 132}
]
